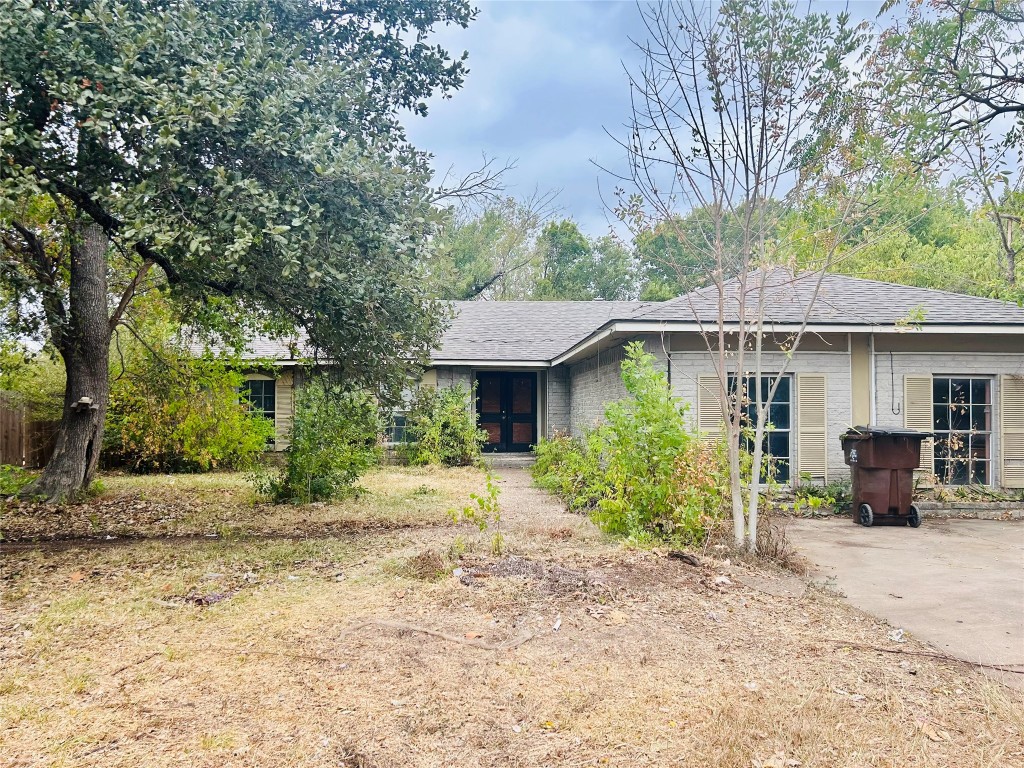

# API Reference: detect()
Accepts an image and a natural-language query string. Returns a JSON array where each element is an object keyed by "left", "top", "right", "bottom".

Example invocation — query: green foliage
[
  {"left": 794, "top": 477, "right": 852, "bottom": 516},
  {"left": 1, "top": 0, "right": 473, "bottom": 404},
  {"left": 0, "top": 343, "right": 65, "bottom": 421},
  {"left": 532, "top": 342, "right": 729, "bottom": 545},
  {"left": 534, "top": 221, "right": 636, "bottom": 301},
  {"left": 402, "top": 385, "right": 485, "bottom": 467},
  {"left": 450, "top": 470, "right": 504, "bottom": 555},
  {"left": 105, "top": 302, "right": 274, "bottom": 473},
  {"left": 0, "top": 465, "right": 34, "bottom": 497},
  {"left": 256, "top": 380, "right": 382, "bottom": 504}
]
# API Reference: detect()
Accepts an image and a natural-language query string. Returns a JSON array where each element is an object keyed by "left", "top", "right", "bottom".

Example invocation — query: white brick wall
[
  {"left": 567, "top": 337, "right": 670, "bottom": 437},
  {"left": 873, "top": 351, "right": 1024, "bottom": 486},
  {"left": 670, "top": 349, "right": 854, "bottom": 481},
  {"left": 546, "top": 366, "right": 570, "bottom": 436}
]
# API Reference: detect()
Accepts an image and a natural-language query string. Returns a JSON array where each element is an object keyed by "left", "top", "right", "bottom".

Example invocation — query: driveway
[{"left": 785, "top": 517, "right": 1024, "bottom": 680}]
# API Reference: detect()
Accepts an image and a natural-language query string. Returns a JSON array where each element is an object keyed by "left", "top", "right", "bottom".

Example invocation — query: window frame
[
  {"left": 931, "top": 375, "right": 993, "bottom": 486},
  {"left": 240, "top": 376, "right": 277, "bottom": 443}
]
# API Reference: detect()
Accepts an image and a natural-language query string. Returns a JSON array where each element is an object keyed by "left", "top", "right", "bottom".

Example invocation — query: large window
[
  {"left": 729, "top": 374, "right": 792, "bottom": 483},
  {"left": 240, "top": 378, "right": 276, "bottom": 423},
  {"left": 933, "top": 377, "right": 992, "bottom": 485}
]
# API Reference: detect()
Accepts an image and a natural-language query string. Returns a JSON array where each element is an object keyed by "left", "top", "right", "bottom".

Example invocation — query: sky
[
  {"left": 404, "top": 0, "right": 887, "bottom": 238},
  {"left": 403, "top": 1, "right": 651, "bottom": 238}
]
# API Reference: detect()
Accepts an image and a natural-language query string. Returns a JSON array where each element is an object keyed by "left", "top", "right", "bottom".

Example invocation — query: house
[{"left": 242, "top": 271, "right": 1024, "bottom": 489}]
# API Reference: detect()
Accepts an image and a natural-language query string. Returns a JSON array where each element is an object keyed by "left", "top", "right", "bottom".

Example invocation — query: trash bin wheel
[
  {"left": 908, "top": 504, "right": 922, "bottom": 528},
  {"left": 858, "top": 503, "right": 874, "bottom": 527}
]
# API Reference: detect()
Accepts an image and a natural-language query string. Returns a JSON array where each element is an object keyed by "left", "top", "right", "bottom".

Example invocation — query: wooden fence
[{"left": 0, "top": 393, "right": 58, "bottom": 469}]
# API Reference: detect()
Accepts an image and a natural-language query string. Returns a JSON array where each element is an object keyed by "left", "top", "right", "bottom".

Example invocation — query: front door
[{"left": 476, "top": 372, "right": 537, "bottom": 452}]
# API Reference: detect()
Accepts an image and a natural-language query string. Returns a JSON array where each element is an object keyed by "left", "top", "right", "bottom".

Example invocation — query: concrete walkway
[{"left": 786, "top": 517, "right": 1024, "bottom": 682}]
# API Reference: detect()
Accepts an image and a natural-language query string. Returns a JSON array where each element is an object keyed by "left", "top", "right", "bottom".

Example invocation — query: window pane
[
  {"left": 969, "top": 433, "right": 990, "bottom": 460},
  {"left": 972, "top": 461, "right": 989, "bottom": 485},
  {"left": 768, "top": 403, "right": 790, "bottom": 430},
  {"left": 771, "top": 375, "right": 790, "bottom": 403},
  {"left": 933, "top": 378, "right": 949, "bottom": 404},
  {"left": 970, "top": 405, "right": 990, "bottom": 432},
  {"left": 971, "top": 379, "right": 990, "bottom": 405},
  {"left": 933, "top": 405, "right": 950, "bottom": 431},
  {"left": 768, "top": 430, "right": 790, "bottom": 459},
  {"left": 950, "top": 379, "right": 970, "bottom": 404},
  {"left": 949, "top": 403, "right": 969, "bottom": 431}
]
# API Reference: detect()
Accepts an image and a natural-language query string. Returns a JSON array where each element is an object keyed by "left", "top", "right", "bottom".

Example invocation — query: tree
[
  {"left": 619, "top": 0, "right": 891, "bottom": 550},
  {"left": 873, "top": 0, "right": 1024, "bottom": 284},
  {"left": 429, "top": 194, "right": 556, "bottom": 300},
  {"left": 0, "top": 0, "right": 473, "bottom": 500},
  {"left": 533, "top": 220, "right": 636, "bottom": 300}
]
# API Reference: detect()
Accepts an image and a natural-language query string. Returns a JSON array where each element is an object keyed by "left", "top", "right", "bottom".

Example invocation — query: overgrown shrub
[
  {"left": 255, "top": 380, "right": 382, "bottom": 503},
  {"left": 105, "top": 321, "right": 274, "bottom": 473},
  {"left": 532, "top": 342, "right": 729, "bottom": 545},
  {"left": 401, "top": 385, "right": 485, "bottom": 467}
]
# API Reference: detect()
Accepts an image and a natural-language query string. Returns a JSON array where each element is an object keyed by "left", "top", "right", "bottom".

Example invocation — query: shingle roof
[
  {"left": 632, "top": 270, "right": 1024, "bottom": 327},
  {"left": 213, "top": 272, "right": 1024, "bottom": 365},
  {"left": 434, "top": 300, "right": 649, "bottom": 362}
]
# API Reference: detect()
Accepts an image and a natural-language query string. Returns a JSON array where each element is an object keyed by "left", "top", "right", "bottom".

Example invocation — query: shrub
[
  {"left": 106, "top": 355, "right": 273, "bottom": 474},
  {"left": 532, "top": 342, "right": 729, "bottom": 545},
  {"left": 402, "top": 385, "right": 485, "bottom": 467},
  {"left": 256, "top": 380, "right": 382, "bottom": 503}
]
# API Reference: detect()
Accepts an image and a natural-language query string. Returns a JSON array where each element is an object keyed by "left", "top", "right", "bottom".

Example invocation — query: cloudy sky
[
  {"left": 404, "top": 0, "right": 885, "bottom": 238},
  {"left": 404, "top": 1, "right": 651, "bottom": 237}
]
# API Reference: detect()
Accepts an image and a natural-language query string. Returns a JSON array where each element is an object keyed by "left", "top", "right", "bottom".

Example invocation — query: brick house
[{"left": 245, "top": 271, "right": 1024, "bottom": 489}]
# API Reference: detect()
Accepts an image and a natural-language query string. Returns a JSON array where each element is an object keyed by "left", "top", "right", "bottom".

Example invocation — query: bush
[
  {"left": 532, "top": 342, "right": 729, "bottom": 545},
  {"left": 401, "top": 385, "right": 485, "bottom": 467},
  {"left": 256, "top": 380, "right": 382, "bottom": 503},
  {"left": 106, "top": 353, "right": 274, "bottom": 473}
]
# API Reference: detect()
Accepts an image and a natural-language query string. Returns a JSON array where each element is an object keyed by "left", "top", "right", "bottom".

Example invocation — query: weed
[{"left": 450, "top": 470, "right": 504, "bottom": 555}]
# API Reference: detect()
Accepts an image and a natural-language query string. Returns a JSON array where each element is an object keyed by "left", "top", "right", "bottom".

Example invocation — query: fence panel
[{"left": 0, "top": 393, "right": 59, "bottom": 468}]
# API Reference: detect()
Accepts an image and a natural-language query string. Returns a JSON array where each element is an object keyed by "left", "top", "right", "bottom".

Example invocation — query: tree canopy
[{"left": 0, "top": 0, "right": 474, "bottom": 498}]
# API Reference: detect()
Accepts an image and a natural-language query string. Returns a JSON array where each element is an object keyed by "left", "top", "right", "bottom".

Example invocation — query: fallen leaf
[
  {"left": 464, "top": 632, "right": 483, "bottom": 639},
  {"left": 69, "top": 571, "right": 85, "bottom": 583}
]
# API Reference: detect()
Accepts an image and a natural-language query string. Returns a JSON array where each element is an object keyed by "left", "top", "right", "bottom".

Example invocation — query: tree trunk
[{"left": 21, "top": 224, "right": 110, "bottom": 502}]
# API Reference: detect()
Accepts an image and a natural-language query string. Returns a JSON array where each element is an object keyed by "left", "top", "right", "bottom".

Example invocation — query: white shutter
[
  {"left": 904, "top": 375, "right": 934, "bottom": 476},
  {"left": 275, "top": 370, "right": 294, "bottom": 450},
  {"left": 697, "top": 375, "right": 724, "bottom": 439},
  {"left": 797, "top": 374, "right": 828, "bottom": 483},
  {"left": 1000, "top": 375, "right": 1024, "bottom": 489}
]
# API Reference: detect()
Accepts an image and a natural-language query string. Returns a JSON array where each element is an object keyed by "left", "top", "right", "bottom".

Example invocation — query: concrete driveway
[{"left": 785, "top": 517, "right": 1024, "bottom": 679}]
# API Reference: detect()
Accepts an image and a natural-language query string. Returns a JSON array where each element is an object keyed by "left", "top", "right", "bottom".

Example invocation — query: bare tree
[{"left": 616, "top": 0, "right": 895, "bottom": 550}]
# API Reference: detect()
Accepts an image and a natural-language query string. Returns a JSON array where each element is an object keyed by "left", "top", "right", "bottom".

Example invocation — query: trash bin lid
[{"left": 842, "top": 425, "right": 933, "bottom": 438}]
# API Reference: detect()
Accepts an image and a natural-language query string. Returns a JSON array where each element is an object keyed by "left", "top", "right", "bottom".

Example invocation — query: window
[
  {"left": 386, "top": 413, "right": 408, "bottom": 444},
  {"left": 240, "top": 378, "right": 276, "bottom": 423},
  {"left": 932, "top": 377, "right": 992, "bottom": 485},
  {"left": 729, "top": 374, "right": 792, "bottom": 483}
]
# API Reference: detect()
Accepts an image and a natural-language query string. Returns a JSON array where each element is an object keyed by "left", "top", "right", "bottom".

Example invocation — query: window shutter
[
  {"left": 796, "top": 374, "right": 827, "bottom": 483},
  {"left": 697, "top": 375, "right": 724, "bottom": 438},
  {"left": 1000, "top": 375, "right": 1024, "bottom": 489},
  {"left": 275, "top": 371, "right": 294, "bottom": 450},
  {"left": 903, "top": 375, "right": 934, "bottom": 475}
]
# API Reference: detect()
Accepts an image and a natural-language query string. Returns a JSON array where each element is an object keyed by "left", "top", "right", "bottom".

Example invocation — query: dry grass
[{"left": 1, "top": 467, "right": 1022, "bottom": 767}]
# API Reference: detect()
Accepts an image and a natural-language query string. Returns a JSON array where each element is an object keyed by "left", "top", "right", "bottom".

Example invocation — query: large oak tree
[{"left": 0, "top": 0, "right": 474, "bottom": 500}]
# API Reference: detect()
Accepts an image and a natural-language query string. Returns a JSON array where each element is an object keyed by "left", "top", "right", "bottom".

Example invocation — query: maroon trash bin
[{"left": 840, "top": 427, "right": 931, "bottom": 528}]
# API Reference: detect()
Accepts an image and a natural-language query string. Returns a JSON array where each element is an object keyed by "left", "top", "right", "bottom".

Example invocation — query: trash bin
[{"left": 840, "top": 426, "right": 931, "bottom": 528}]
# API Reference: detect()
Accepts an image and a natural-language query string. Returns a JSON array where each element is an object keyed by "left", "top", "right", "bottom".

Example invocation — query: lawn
[{"left": 1, "top": 466, "right": 1022, "bottom": 767}]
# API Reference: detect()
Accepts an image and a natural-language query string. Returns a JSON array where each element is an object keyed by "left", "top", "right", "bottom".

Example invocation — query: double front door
[{"left": 476, "top": 372, "right": 537, "bottom": 452}]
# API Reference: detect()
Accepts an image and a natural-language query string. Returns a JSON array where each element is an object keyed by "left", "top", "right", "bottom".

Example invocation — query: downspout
[{"left": 869, "top": 332, "right": 877, "bottom": 425}]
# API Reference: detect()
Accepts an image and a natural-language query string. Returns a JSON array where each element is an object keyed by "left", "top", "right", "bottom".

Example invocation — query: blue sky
[
  {"left": 404, "top": 0, "right": 886, "bottom": 238},
  {"left": 404, "top": 1, "right": 649, "bottom": 237}
]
